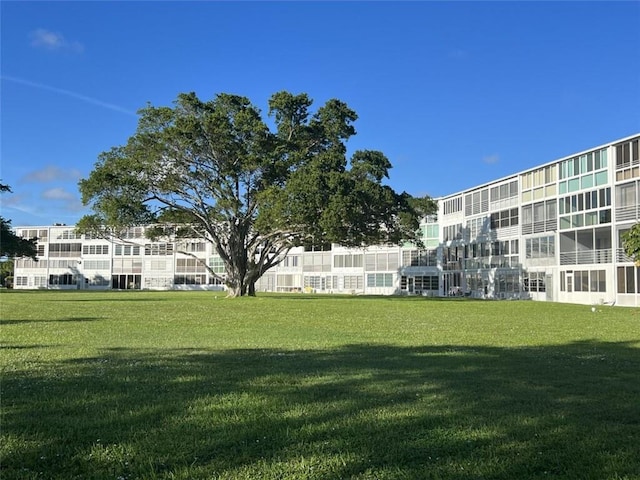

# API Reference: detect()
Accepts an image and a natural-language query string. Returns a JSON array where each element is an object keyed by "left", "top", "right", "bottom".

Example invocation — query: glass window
[
  {"left": 577, "top": 230, "right": 593, "bottom": 251},
  {"left": 531, "top": 238, "right": 540, "bottom": 258},
  {"left": 626, "top": 266, "right": 636, "bottom": 293},
  {"left": 546, "top": 184, "right": 556, "bottom": 196},
  {"left": 616, "top": 183, "right": 636, "bottom": 207},
  {"left": 366, "top": 274, "right": 375, "bottom": 287},
  {"left": 559, "top": 181, "right": 567, "bottom": 194},
  {"left": 568, "top": 178, "right": 580, "bottom": 192},
  {"left": 499, "top": 210, "right": 508, "bottom": 228},
  {"left": 510, "top": 208, "right": 519, "bottom": 225},
  {"left": 533, "top": 187, "right": 544, "bottom": 200},
  {"left": 545, "top": 166, "right": 555, "bottom": 183},
  {"left": 599, "top": 209, "right": 611, "bottom": 224},
  {"left": 566, "top": 196, "right": 573, "bottom": 214},
  {"left": 579, "top": 271, "right": 589, "bottom": 291},
  {"left": 522, "top": 205, "right": 532, "bottom": 224},
  {"left": 534, "top": 203, "right": 545, "bottom": 222},
  {"left": 572, "top": 214, "right": 584, "bottom": 228},
  {"left": 587, "top": 271, "right": 598, "bottom": 292},
  {"left": 581, "top": 174, "right": 593, "bottom": 189},
  {"left": 560, "top": 231, "right": 576, "bottom": 253},
  {"left": 585, "top": 212, "right": 598, "bottom": 226},
  {"left": 617, "top": 267, "right": 626, "bottom": 293},
  {"left": 546, "top": 200, "right": 556, "bottom": 220},
  {"left": 580, "top": 155, "right": 587, "bottom": 174},
  {"left": 595, "top": 171, "right": 608, "bottom": 186}
]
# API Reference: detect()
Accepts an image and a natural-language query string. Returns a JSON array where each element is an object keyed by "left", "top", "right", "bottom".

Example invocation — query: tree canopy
[
  {"left": 622, "top": 223, "right": 640, "bottom": 266},
  {"left": 0, "top": 183, "right": 38, "bottom": 261},
  {"left": 78, "top": 91, "right": 435, "bottom": 296}
]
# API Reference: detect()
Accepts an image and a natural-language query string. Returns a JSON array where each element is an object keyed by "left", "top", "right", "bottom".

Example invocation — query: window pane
[
  {"left": 595, "top": 171, "right": 608, "bottom": 186},
  {"left": 626, "top": 266, "right": 636, "bottom": 293},
  {"left": 559, "top": 181, "right": 567, "bottom": 194},
  {"left": 585, "top": 212, "right": 598, "bottom": 226},
  {"left": 617, "top": 267, "right": 626, "bottom": 293},
  {"left": 581, "top": 174, "right": 593, "bottom": 189},
  {"left": 572, "top": 214, "right": 584, "bottom": 228},
  {"left": 534, "top": 203, "right": 544, "bottom": 222},
  {"left": 568, "top": 178, "right": 580, "bottom": 192}
]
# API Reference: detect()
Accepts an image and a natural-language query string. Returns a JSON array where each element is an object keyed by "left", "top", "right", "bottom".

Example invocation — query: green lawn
[{"left": 1, "top": 290, "right": 639, "bottom": 480}]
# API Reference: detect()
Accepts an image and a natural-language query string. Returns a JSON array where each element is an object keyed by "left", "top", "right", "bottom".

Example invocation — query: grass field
[{"left": 1, "top": 290, "right": 639, "bottom": 480}]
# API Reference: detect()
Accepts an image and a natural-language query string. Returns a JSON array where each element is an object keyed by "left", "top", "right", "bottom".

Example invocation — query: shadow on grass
[
  {"left": 2, "top": 341, "right": 639, "bottom": 479},
  {"left": 0, "top": 317, "right": 103, "bottom": 326}
]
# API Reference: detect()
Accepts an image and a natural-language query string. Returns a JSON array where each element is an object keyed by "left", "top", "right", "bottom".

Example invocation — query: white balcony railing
[{"left": 559, "top": 249, "right": 612, "bottom": 265}]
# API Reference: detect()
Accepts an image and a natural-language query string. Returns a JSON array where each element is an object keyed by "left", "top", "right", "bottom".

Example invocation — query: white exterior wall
[{"left": 11, "top": 133, "right": 640, "bottom": 306}]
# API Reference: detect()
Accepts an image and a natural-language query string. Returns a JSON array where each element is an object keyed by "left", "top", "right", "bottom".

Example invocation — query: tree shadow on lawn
[
  {"left": 0, "top": 317, "right": 103, "bottom": 326},
  {"left": 2, "top": 341, "right": 639, "bottom": 480}
]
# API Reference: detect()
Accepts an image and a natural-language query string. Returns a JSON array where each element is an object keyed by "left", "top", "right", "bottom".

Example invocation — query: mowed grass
[{"left": 1, "top": 291, "right": 639, "bottom": 480}]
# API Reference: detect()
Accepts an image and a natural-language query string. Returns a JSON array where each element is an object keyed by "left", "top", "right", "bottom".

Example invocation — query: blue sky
[{"left": 2, "top": 1, "right": 639, "bottom": 227}]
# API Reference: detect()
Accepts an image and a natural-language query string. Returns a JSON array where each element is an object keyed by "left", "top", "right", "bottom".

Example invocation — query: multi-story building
[{"left": 11, "top": 133, "right": 640, "bottom": 306}]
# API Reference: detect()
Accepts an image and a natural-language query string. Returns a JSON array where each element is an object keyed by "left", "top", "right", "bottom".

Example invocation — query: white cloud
[
  {"left": 41, "top": 188, "right": 85, "bottom": 212},
  {"left": 482, "top": 154, "right": 500, "bottom": 165},
  {"left": 42, "top": 187, "right": 76, "bottom": 201},
  {"left": 23, "top": 166, "right": 83, "bottom": 183},
  {"left": 30, "top": 28, "right": 84, "bottom": 53}
]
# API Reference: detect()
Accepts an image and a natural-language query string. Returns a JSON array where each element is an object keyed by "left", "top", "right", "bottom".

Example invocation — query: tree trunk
[
  {"left": 223, "top": 262, "right": 246, "bottom": 297},
  {"left": 219, "top": 222, "right": 269, "bottom": 297},
  {"left": 226, "top": 283, "right": 243, "bottom": 298}
]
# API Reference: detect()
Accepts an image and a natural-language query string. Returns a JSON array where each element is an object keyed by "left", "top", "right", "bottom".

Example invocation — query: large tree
[
  {"left": 0, "top": 183, "right": 38, "bottom": 261},
  {"left": 622, "top": 223, "right": 640, "bottom": 266},
  {"left": 79, "top": 91, "right": 434, "bottom": 296}
]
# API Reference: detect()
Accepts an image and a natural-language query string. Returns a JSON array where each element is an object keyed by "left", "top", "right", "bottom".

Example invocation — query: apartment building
[{"left": 11, "top": 133, "right": 640, "bottom": 306}]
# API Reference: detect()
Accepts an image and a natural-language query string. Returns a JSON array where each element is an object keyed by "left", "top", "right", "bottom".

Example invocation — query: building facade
[{"left": 12, "top": 133, "right": 640, "bottom": 306}]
